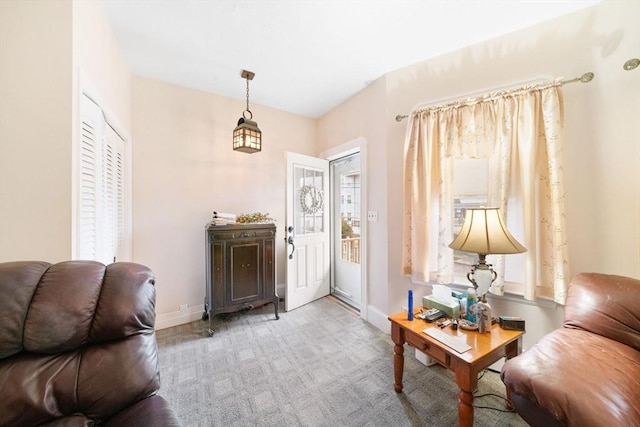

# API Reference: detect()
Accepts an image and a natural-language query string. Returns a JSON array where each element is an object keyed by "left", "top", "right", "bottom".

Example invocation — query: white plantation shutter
[
  {"left": 100, "top": 124, "right": 125, "bottom": 263},
  {"left": 77, "top": 93, "right": 126, "bottom": 264}
]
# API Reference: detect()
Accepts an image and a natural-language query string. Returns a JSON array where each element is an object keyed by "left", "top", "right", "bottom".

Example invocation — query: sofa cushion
[
  {"left": 564, "top": 273, "right": 640, "bottom": 351},
  {"left": 104, "top": 396, "right": 183, "bottom": 427},
  {"left": 0, "top": 261, "right": 51, "bottom": 358},
  {"left": 0, "top": 261, "right": 163, "bottom": 427},
  {"left": 502, "top": 328, "right": 640, "bottom": 427},
  {"left": 24, "top": 261, "right": 106, "bottom": 354}
]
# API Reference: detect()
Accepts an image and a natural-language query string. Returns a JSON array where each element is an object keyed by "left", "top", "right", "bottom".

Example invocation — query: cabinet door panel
[
  {"left": 264, "top": 238, "right": 275, "bottom": 293},
  {"left": 229, "top": 242, "right": 261, "bottom": 302},
  {"left": 211, "top": 243, "right": 225, "bottom": 310}
]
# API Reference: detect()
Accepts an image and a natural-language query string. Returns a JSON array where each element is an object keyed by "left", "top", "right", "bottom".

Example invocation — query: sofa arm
[
  {"left": 104, "top": 396, "right": 182, "bottom": 427},
  {"left": 564, "top": 273, "right": 640, "bottom": 351}
]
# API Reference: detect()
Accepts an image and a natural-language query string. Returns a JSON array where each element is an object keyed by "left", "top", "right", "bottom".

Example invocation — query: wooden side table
[{"left": 388, "top": 311, "right": 524, "bottom": 427}]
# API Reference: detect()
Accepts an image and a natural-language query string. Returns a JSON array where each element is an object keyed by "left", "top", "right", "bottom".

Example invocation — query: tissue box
[{"left": 422, "top": 295, "right": 460, "bottom": 318}]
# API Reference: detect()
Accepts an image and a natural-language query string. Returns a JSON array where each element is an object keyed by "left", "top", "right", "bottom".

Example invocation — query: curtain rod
[{"left": 395, "top": 72, "right": 594, "bottom": 122}]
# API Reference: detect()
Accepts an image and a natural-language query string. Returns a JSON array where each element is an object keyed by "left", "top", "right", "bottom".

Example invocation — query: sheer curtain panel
[{"left": 402, "top": 81, "right": 570, "bottom": 304}]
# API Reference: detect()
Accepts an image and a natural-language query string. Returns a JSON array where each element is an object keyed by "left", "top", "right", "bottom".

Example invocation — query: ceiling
[{"left": 103, "top": 0, "right": 599, "bottom": 118}]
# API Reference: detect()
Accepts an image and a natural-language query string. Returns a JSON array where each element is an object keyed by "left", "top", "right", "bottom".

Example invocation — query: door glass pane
[
  {"left": 339, "top": 170, "right": 361, "bottom": 264},
  {"left": 294, "top": 165, "right": 325, "bottom": 235}
]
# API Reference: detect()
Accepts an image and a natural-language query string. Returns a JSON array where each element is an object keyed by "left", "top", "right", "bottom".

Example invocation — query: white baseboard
[
  {"left": 277, "top": 282, "right": 285, "bottom": 299},
  {"left": 366, "top": 305, "right": 390, "bottom": 334},
  {"left": 155, "top": 304, "right": 205, "bottom": 330},
  {"left": 156, "top": 283, "right": 285, "bottom": 331}
]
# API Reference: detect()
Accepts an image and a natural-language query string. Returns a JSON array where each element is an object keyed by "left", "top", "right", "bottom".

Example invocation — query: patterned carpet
[{"left": 155, "top": 297, "right": 527, "bottom": 427}]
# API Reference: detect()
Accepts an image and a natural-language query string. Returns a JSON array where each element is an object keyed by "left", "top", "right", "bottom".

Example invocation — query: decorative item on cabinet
[{"left": 203, "top": 222, "right": 279, "bottom": 336}]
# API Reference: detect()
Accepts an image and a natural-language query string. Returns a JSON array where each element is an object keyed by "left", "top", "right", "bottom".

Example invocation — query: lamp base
[{"left": 467, "top": 254, "right": 497, "bottom": 297}]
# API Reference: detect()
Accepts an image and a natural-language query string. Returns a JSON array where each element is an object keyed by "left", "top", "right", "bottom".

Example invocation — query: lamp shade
[{"left": 449, "top": 207, "right": 526, "bottom": 255}]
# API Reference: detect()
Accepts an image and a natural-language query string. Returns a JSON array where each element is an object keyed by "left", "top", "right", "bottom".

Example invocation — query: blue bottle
[{"left": 408, "top": 290, "right": 414, "bottom": 320}]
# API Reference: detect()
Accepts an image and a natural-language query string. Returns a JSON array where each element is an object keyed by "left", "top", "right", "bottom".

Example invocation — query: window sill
[{"left": 410, "top": 279, "right": 559, "bottom": 309}]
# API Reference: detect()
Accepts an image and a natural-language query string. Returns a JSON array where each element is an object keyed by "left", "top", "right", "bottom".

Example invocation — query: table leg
[
  {"left": 456, "top": 369, "right": 476, "bottom": 427},
  {"left": 393, "top": 343, "right": 405, "bottom": 393},
  {"left": 457, "top": 387, "right": 474, "bottom": 427},
  {"left": 391, "top": 324, "right": 405, "bottom": 393}
]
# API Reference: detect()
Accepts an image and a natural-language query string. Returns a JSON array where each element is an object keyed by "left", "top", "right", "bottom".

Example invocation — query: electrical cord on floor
[
  {"left": 473, "top": 369, "right": 487, "bottom": 393},
  {"left": 473, "top": 369, "right": 516, "bottom": 413},
  {"left": 473, "top": 392, "right": 516, "bottom": 413}
]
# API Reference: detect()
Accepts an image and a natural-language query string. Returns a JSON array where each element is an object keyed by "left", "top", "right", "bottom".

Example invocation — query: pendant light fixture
[{"left": 233, "top": 70, "right": 262, "bottom": 153}]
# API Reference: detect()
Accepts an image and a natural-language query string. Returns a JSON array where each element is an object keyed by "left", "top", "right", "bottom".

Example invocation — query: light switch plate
[{"left": 367, "top": 211, "right": 378, "bottom": 222}]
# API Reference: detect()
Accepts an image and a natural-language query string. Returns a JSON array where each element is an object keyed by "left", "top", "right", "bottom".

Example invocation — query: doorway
[{"left": 330, "top": 153, "right": 362, "bottom": 311}]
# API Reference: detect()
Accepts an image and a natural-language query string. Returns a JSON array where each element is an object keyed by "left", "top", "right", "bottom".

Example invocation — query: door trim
[{"left": 320, "top": 137, "right": 368, "bottom": 321}]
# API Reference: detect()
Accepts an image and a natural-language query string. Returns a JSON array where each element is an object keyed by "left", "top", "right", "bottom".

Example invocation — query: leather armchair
[
  {"left": 501, "top": 273, "right": 640, "bottom": 427},
  {"left": 0, "top": 260, "right": 182, "bottom": 427}
]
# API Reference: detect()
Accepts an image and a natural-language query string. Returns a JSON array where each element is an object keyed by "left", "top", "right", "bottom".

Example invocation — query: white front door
[{"left": 285, "top": 152, "right": 330, "bottom": 311}]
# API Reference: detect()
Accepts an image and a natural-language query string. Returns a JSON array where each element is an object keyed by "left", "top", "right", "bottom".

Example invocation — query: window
[
  {"left": 402, "top": 83, "right": 570, "bottom": 303},
  {"left": 450, "top": 159, "right": 525, "bottom": 293},
  {"left": 76, "top": 93, "right": 128, "bottom": 264}
]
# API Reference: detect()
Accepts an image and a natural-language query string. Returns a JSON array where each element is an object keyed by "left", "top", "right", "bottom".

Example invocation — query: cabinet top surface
[{"left": 206, "top": 222, "right": 276, "bottom": 231}]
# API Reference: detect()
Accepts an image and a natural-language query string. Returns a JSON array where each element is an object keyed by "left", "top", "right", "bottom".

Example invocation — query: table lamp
[{"left": 448, "top": 207, "right": 526, "bottom": 296}]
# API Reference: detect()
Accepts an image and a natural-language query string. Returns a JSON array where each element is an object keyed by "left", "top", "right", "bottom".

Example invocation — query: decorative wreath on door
[{"left": 299, "top": 185, "right": 324, "bottom": 214}]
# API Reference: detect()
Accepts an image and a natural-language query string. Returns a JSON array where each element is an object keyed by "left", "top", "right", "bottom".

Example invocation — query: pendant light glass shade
[{"left": 233, "top": 70, "right": 261, "bottom": 153}]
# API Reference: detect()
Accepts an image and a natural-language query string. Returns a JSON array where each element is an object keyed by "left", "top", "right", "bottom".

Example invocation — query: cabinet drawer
[
  {"left": 210, "top": 230, "right": 276, "bottom": 240},
  {"left": 210, "top": 231, "right": 237, "bottom": 241}
]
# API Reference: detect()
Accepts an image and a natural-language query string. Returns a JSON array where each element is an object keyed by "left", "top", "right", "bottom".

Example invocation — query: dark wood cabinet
[{"left": 204, "top": 223, "right": 278, "bottom": 335}]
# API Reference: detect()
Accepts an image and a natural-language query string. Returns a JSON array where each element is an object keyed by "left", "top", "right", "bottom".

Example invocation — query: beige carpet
[{"left": 156, "top": 297, "right": 527, "bottom": 427}]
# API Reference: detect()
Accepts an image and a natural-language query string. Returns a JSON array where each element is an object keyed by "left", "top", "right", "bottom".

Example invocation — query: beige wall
[
  {"left": 0, "top": 0, "right": 73, "bottom": 261},
  {"left": 131, "top": 77, "right": 317, "bottom": 320},
  {"left": 73, "top": 0, "right": 131, "bottom": 131},
  {"left": 0, "top": 0, "right": 130, "bottom": 262},
  {"left": 318, "top": 0, "right": 640, "bottom": 347}
]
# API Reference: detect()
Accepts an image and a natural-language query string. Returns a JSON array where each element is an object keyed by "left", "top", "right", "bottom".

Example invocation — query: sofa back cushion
[
  {"left": 564, "top": 272, "right": 640, "bottom": 351},
  {"left": 0, "top": 261, "right": 160, "bottom": 427}
]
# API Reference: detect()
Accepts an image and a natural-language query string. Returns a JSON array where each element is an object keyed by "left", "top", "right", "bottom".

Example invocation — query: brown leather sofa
[
  {"left": 501, "top": 273, "right": 640, "bottom": 427},
  {"left": 0, "top": 260, "right": 182, "bottom": 427}
]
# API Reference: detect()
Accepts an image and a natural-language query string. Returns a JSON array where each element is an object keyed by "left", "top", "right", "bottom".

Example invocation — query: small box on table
[
  {"left": 499, "top": 316, "right": 526, "bottom": 331},
  {"left": 422, "top": 295, "right": 461, "bottom": 318}
]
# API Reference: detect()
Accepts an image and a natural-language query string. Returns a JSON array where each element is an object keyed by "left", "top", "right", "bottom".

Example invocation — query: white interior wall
[
  {"left": 131, "top": 77, "right": 317, "bottom": 325},
  {"left": 0, "top": 0, "right": 73, "bottom": 262},
  {"left": 72, "top": 0, "right": 131, "bottom": 131},
  {"left": 319, "top": 0, "right": 640, "bottom": 349},
  {"left": 0, "top": 0, "right": 130, "bottom": 263}
]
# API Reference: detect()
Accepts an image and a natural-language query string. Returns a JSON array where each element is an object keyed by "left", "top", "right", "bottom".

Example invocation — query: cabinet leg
[
  {"left": 273, "top": 295, "right": 280, "bottom": 320},
  {"left": 206, "top": 312, "right": 214, "bottom": 337}
]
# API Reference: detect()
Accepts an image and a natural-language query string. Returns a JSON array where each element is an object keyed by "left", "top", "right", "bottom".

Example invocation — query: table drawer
[{"left": 405, "top": 329, "right": 450, "bottom": 367}]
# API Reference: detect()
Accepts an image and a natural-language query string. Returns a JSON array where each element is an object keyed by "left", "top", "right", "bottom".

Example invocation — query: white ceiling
[{"left": 103, "top": 0, "right": 600, "bottom": 118}]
